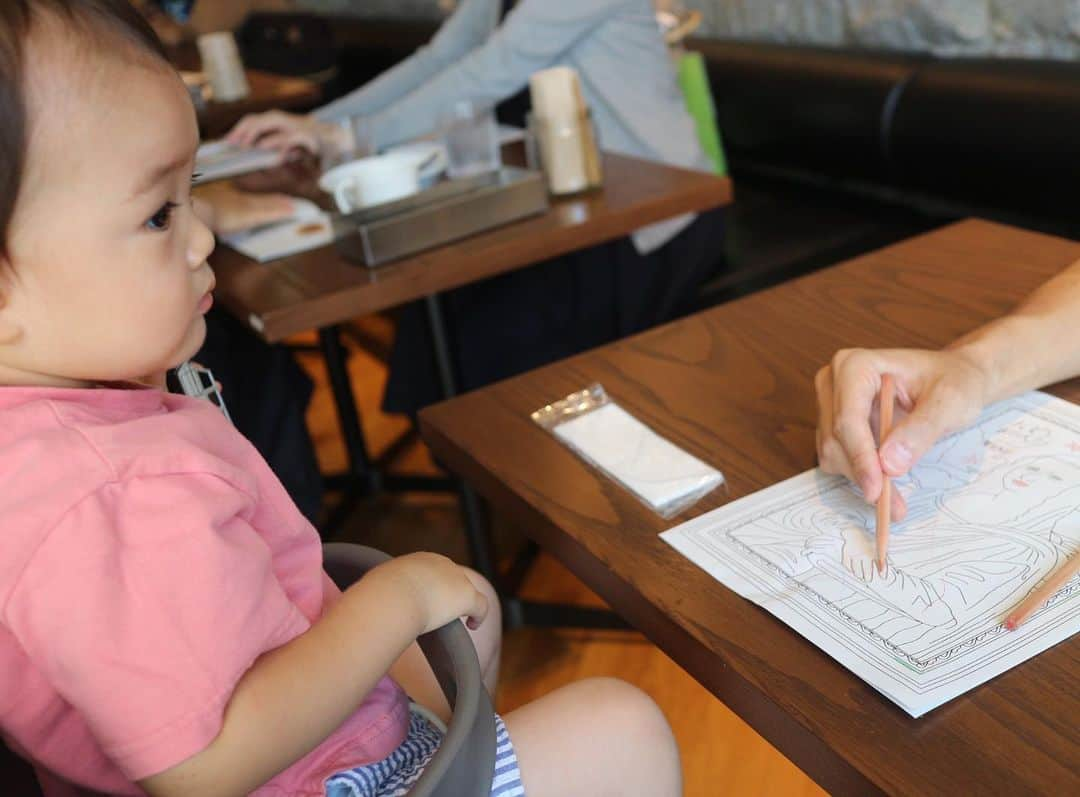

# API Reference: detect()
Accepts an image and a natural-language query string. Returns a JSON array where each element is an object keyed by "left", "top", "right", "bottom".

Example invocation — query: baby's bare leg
[
  {"left": 389, "top": 568, "right": 502, "bottom": 724},
  {"left": 503, "top": 677, "right": 681, "bottom": 797}
]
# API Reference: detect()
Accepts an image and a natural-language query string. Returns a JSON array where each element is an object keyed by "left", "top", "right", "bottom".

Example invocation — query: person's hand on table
[
  {"left": 192, "top": 183, "right": 296, "bottom": 235},
  {"left": 226, "top": 110, "right": 348, "bottom": 157},
  {"left": 232, "top": 152, "right": 322, "bottom": 197},
  {"left": 814, "top": 347, "right": 991, "bottom": 520}
]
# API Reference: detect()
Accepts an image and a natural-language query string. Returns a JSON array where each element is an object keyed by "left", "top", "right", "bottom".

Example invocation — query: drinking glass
[
  {"left": 321, "top": 115, "right": 377, "bottom": 171},
  {"left": 440, "top": 100, "right": 501, "bottom": 179}
]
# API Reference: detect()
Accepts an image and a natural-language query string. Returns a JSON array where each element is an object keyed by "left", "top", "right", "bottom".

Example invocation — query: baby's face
[{"left": 0, "top": 28, "right": 215, "bottom": 387}]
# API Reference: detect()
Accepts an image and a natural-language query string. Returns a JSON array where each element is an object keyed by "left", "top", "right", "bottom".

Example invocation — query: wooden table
[
  {"left": 212, "top": 152, "right": 732, "bottom": 343},
  {"left": 211, "top": 152, "right": 731, "bottom": 548},
  {"left": 419, "top": 219, "right": 1080, "bottom": 796},
  {"left": 197, "top": 70, "right": 322, "bottom": 138}
]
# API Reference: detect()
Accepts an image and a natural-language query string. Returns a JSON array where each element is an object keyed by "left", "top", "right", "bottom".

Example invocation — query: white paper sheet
[
  {"left": 553, "top": 403, "right": 723, "bottom": 515},
  {"left": 661, "top": 391, "right": 1080, "bottom": 717}
]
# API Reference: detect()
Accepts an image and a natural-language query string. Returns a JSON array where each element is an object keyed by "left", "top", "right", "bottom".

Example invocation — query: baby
[{"left": 0, "top": 2, "right": 680, "bottom": 795}]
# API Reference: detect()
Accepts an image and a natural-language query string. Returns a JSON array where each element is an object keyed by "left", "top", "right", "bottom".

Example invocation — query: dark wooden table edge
[
  {"left": 228, "top": 174, "right": 733, "bottom": 343},
  {"left": 418, "top": 416, "right": 884, "bottom": 797}
]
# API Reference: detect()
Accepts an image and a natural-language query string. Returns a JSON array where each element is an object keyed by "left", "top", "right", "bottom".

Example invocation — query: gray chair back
[{"left": 322, "top": 543, "right": 497, "bottom": 797}]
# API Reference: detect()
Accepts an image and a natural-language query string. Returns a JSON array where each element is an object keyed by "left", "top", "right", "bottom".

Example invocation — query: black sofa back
[
  {"left": 891, "top": 57, "right": 1080, "bottom": 225},
  {"left": 694, "top": 38, "right": 1080, "bottom": 237},
  {"left": 694, "top": 40, "right": 923, "bottom": 182}
]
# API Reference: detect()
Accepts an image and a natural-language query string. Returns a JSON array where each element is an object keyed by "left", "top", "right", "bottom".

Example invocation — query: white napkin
[
  {"left": 220, "top": 199, "right": 334, "bottom": 263},
  {"left": 195, "top": 140, "right": 283, "bottom": 184},
  {"left": 553, "top": 403, "right": 724, "bottom": 516},
  {"left": 529, "top": 66, "right": 584, "bottom": 121}
]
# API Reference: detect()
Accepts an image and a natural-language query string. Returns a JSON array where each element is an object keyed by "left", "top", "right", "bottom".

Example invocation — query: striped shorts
[{"left": 324, "top": 706, "right": 525, "bottom": 797}]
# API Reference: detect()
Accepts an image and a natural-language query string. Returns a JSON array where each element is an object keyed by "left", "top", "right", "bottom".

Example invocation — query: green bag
[{"left": 677, "top": 51, "right": 728, "bottom": 176}]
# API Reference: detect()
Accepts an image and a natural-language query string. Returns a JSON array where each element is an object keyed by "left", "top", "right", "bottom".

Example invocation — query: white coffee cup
[
  {"left": 197, "top": 32, "right": 250, "bottom": 103},
  {"left": 318, "top": 151, "right": 443, "bottom": 213}
]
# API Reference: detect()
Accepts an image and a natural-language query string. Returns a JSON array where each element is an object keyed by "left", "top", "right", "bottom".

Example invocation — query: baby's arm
[{"left": 138, "top": 552, "right": 487, "bottom": 797}]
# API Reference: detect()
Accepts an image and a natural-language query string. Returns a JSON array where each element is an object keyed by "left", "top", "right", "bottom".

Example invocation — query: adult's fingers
[
  {"left": 241, "top": 193, "right": 297, "bottom": 228},
  {"left": 227, "top": 112, "right": 292, "bottom": 148},
  {"left": 226, "top": 113, "right": 274, "bottom": 147},
  {"left": 818, "top": 354, "right": 920, "bottom": 520},
  {"left": 891, "top": 483, "right": 908, "bottom": 521},
  {"left": 880, "top": 378, "right": 969, "bottom": 477},
  {"left": 831, "top": 351, "right": 885, "bottom": 502},
  {"left": 815, "top": 365, "right": 854, "bottom": 481},
  {"left": 255, "top": 130, "right": 319, "bottom": 155}
]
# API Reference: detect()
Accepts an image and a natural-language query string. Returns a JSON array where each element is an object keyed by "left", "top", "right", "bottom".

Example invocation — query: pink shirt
[{"left": 0, "top": 386, "right": 409, "bottom": 795}]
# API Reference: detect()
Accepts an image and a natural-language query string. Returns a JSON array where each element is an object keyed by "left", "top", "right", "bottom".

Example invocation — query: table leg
[
  {"left": 319, "top": 326, "right": 375, "bottom": 479},
  {"left": 423, "top": 294, "right": 459, "bottom": 396},
  {"left": 318, "top": 323, "right": 457, "bottom": 536},
  {"left": 422, "top": 295, "right": 628, "bottom": 631},
  {"left": 319, "top": 326, "right": 379, "bottom": 534},
  {"left": 423, "top": 295, "right": 499, "bottom": 581}
]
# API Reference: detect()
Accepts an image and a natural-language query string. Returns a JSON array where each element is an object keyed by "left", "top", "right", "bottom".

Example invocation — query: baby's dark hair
[{"left": 0, "top": 1, "right": 168, "bottom": 258}]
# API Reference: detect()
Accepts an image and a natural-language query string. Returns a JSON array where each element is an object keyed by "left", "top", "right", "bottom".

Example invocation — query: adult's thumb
[{"left": 880, "top": 404, "right": 951, "bottom": 477}]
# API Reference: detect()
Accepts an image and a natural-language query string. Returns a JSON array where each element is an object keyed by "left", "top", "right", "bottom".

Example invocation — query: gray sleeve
[
  {"left": 364, "top": 0, "right": 630, "bottom": 148},
  {"left": 313, "top": 0, "right": 500, "bottom": 122}
]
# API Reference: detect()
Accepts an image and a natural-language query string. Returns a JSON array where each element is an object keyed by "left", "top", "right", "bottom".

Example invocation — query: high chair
[
  {"left": 322, "top": 543, "right": 497, "bottom": 797},
  {"left": 1, "top": 544, "right": 497, "bottom": 797}
]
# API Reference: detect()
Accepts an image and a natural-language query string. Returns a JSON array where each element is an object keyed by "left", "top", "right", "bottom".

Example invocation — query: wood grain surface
[
  {"left": 210, "top": 152, "right": 732, "bottom": 342},
  {"left": 419, "top": 219, "right": 1080, "bottom": 796}
]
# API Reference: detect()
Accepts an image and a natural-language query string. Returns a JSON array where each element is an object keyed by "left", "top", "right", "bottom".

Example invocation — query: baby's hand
[{"left": 379, "top": 552, "right": 489, "bottom": 634}]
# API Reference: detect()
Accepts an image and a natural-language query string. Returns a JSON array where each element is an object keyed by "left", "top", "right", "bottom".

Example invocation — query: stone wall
[
  {"left": 296, "top": 0, "right": 1080, "bottom": 59},
  {"left": 695, "top": 1, "right": 1080, "bottom": 58}
]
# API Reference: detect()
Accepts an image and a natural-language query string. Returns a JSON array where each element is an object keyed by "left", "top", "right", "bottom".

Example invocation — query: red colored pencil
[{"left": 1005, "top": 553, "right": 1080, "bottom": 630}]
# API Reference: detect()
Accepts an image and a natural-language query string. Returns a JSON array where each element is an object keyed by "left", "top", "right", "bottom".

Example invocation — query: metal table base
[{"left": 315, "top": 295, "right": 626, "bottom": 631}]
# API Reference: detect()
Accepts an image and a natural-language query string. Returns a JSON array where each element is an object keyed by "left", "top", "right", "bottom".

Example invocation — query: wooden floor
[{"left": 296, "top": 319, "right": 826, "bottom": 797}]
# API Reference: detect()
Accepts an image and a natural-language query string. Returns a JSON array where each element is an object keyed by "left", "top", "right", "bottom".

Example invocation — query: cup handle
[
  {"left": 333, "top": 181, "right": 354, "bottom": 214},
  {"left": 428, "top": 146, "right": 448, "bottom": 175},
  {"left": 413, "top": 148, "right": 447, "bottom": 177}
]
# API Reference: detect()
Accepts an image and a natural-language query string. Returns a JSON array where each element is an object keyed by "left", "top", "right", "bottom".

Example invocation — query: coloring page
[{"left": 662, "top": 392, "right": 1080, "bottom": 716}]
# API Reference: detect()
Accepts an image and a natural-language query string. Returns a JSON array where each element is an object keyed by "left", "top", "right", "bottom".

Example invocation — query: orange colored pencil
[
  {"left": 1005, "top": 552, "right": 1080, "bottom": 630},
  {"left": 875, "top": 375, "right": 896, "bottom": 575}
]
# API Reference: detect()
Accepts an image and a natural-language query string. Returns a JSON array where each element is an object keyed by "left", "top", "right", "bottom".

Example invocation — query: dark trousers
[{"left": 383, "top": 207, "right": 725, "bottom": 414}]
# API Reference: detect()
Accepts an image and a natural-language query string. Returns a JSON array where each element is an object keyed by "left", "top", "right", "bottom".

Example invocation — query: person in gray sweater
[{"left": 230, "top": 0, "right": 724, "bottom": 413}]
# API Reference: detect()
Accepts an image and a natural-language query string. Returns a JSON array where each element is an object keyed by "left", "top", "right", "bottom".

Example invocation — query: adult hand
[
  {"left": 225, "top": 110, "right": 345, "bottom": 156},
  {"left": 814, "top": 347, "right": 991, "bottom": 519},
  {"left": 192, "top": 183, "right": 296, "bottom": 235}
]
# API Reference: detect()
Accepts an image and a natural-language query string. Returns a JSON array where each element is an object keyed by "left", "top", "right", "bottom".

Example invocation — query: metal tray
[{"left": 333, "top": 167, "right": 549, "bottom": 267}]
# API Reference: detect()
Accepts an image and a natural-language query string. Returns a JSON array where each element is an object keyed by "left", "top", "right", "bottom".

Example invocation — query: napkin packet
[{"left": 531, "top": 384, "right": 724, "bottom": 518}]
